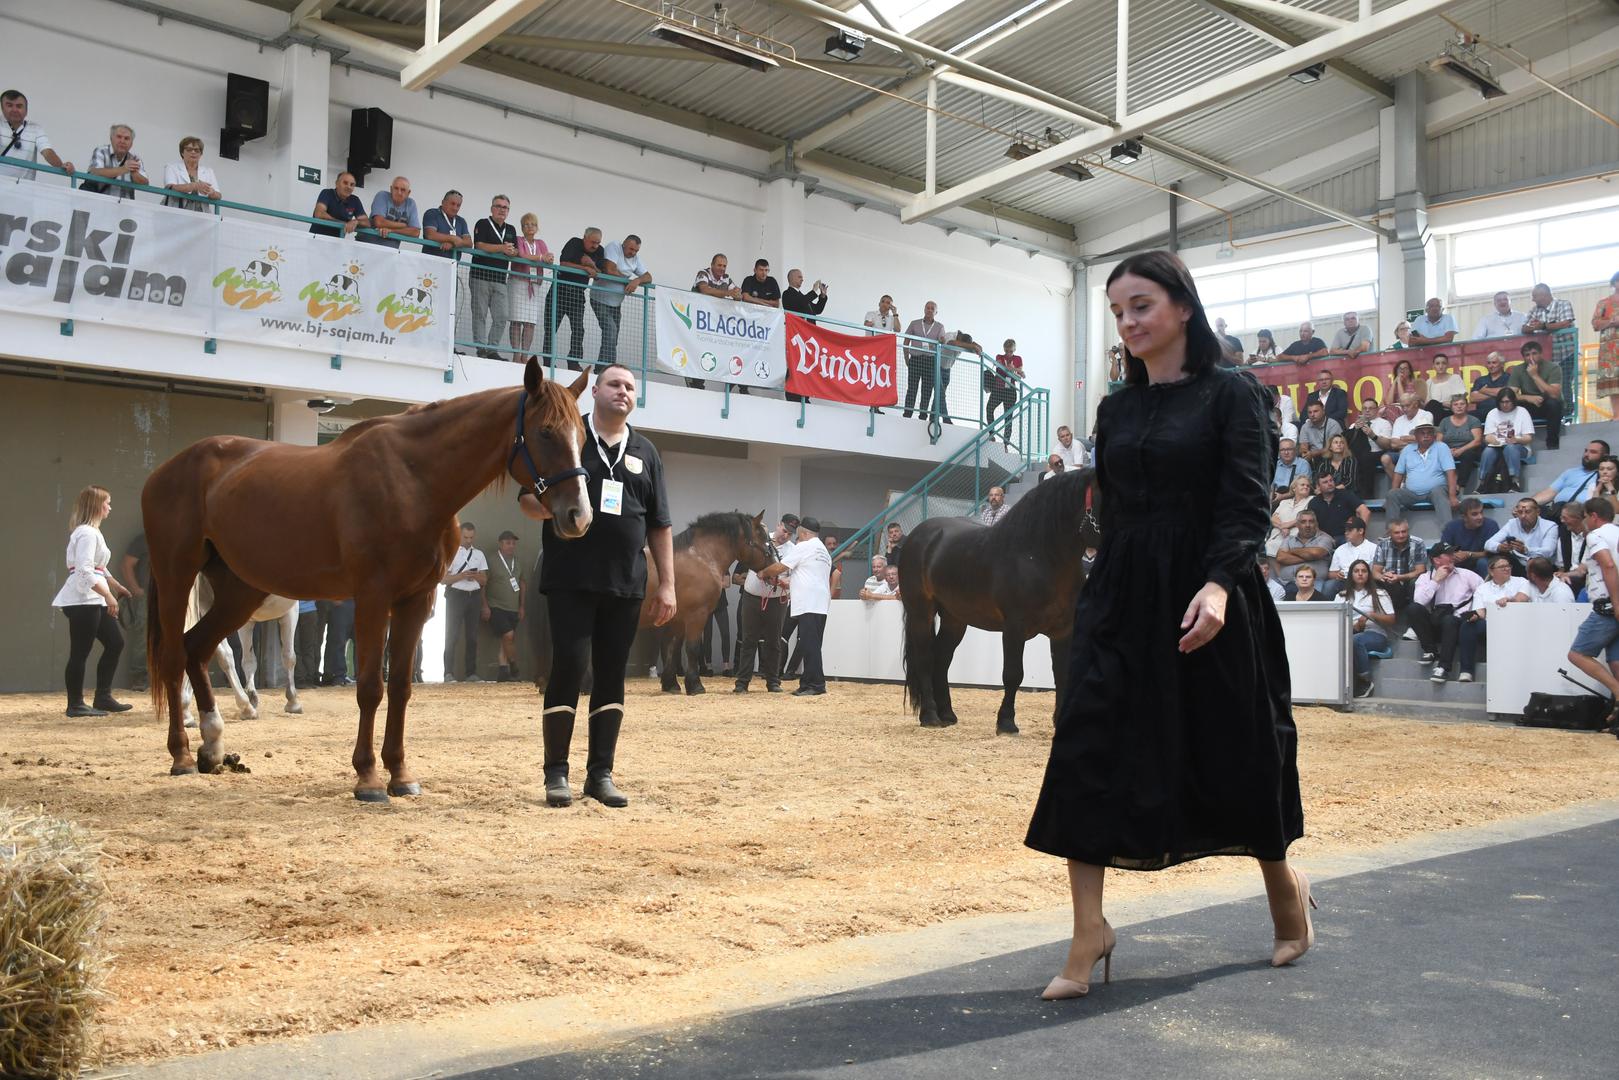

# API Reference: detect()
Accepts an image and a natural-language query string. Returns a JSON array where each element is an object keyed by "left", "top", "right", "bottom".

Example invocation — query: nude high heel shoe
[
  {"left": 1041, "top": 920, "right": 1115, "bottom": 1000},
  {"left": 1271, "top": 869, "right": 1318, "bottom": 967}
]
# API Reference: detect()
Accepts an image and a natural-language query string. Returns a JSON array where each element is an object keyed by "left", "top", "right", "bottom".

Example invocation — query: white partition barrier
[
  {"left": 1485, "top": 602, "right": 1604, "bottom": 716},
  {"left": 822, "top": 597, "right": 1350, "bottom": 706}
]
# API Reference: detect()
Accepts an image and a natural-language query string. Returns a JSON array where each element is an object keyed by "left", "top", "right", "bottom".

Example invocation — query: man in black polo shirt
[
  {"left": 1305, "top": 471, "right": 1367, "bottom": 545},
  {"left": 520, "top": 362, "right": 675, "bottom": 808},
  {"left": 545, "top": 227, "right": 606, "bottom": 372},
  {"left": 739, "top": 259, "right": 781, "bottom": 308}
]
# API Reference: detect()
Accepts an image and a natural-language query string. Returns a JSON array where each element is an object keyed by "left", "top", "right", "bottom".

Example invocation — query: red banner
[
  {"left": 784, "top": 313, "right": 899, "bottom": 407},
  {"left": 1246, "top": 335, "right": 1545, "bottom": 413}
]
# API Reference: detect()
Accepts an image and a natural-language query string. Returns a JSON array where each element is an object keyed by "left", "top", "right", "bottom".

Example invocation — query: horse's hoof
[
  {"left": 197, "top": 751, "right": 223, "bottom": 774},
  {"left": 919, "top": 715, "right": 946, "bottom": 728},
  {"left": 996, "top": 720, "right": 1020, "bottom": 736},
  {"left": 354, "top": 788, "right": 391, "bottom": 804},
  {"left": 940, "top": 713, "right": 959, "bottom": 727},
  {"left": 387, "top": 781, "right": 422, "bottom": 797},
  {"left": 170, "top": 763, "right": 198, "bottom": 776},
  {"left": 285, "top": 703, "right": 304, "bottom": 715},
  {"left": 686, "top": 683, "right": 706, "bottom": 696},
  {"left": 661, "top": 684, "right": 681, "bottom": 695}
]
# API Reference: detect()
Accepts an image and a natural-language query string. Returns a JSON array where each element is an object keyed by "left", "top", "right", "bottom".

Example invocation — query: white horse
[{"left": 180, "top": 579, "right": 302, "bottom": 728}]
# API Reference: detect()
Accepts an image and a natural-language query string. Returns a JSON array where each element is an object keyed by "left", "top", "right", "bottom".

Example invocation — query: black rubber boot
[
  {"left": 93, "top": 695, "right": 134, "bottom": 713},
  {"left": 583, "top": 708, "right": 629, "bottom": 808},
  {"left": 542, "top": 708, "right": 575, "bottom": 807}
]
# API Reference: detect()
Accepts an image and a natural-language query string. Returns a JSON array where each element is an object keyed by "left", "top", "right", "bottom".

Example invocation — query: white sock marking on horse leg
[{"left": 199, "top": 709, "right": 224, "bottom": 755}]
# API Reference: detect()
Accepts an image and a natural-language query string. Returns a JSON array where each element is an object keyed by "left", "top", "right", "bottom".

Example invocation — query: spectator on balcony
[
  {"left": 1373, "top": 519, "right": 1429, "bottom": 612},
  {"left": 0, "top": 90, "right": 73, "bottom": 182},
  {"left": 901, "top": 301, "right": 947, "bottom": 421},
  {"left": 860, "top": 564, "right": 900, "bottom": 601},
  {"left": 1390, "top": 320, "right": 1412, "bottom": 349},
  {"left": 594, "top": 234, "right": 651, "bottom": 366},
  {"left": 1387, "top": 422, "right": 1458, "bottom": 523},
  {"left": 1525, "top": 557, "right": 1575, "bottom": 603},
  {"left": 1424, "top": 353, "right": 1467, "bottom": 417},
  {"left": 985, "top": 339, "right": 1023, "bottom": 446},
  {"left": 1593, "top": 272, "right": 1619, "bottom": 418},
  {"left": 547, "top": 227, "right": 606, "bottom": 373},
  {"left": 360, "top": 175, "right": 421, "bottom": 249},
  {"left": 1052, "top": 425, "right": 1086, "bottom": 470},
  {"left": 422, "top": 189, "right": 472, "bottom": 260},
  {"left": 1040, "top": 453, "right": 1066, "bottom": 484},
  {"left": 1307, "top": 368, "right": 1349, "bottom": 428},
  {"left": 1386, "top": 360, "right": 1428, "bottom": 419},
  {"left": 687, "top": 253, "right": 741, "bottom": 389},
  {"left": 1438, "top": 497, "right": 1498, "bottom": 577},
  {"left": 978, "top": 485, "right": 1010, "bottom": 527},
  {"left": 1478, "top": 387, "right": 1535, "bottom": 492},
  {"left": 1474, "top": 290, "right": 1526, "bottom": 339},
  {"left": 1325, "top": 518, "right": 1377, "bottom": 599},
  {"left": 883, "top": 521, "right": 905, "bottom": 568},
  {"left": 83, "top": 123, "right": 144, "bottom": 200},
  {"left": 507, "top": 212, "right": 553, "bottom": 366},
  {"left": 1250, "top": 329, "right": 1279, "bottom": 364},
  {"left": 1307, "top": 471, "right": 1368, "bottom": 545},
  {"left": 1456, "top": 555, "right": 1532, "bottom": 682},
  {"left": 1273, "top": 510, "right": 1331, "bottom": 595},
  {"left": 1378, "top": 393, "right": 1435, "bottom": 482},
  {"left": 1214, "top": 317, "right": 1244, "bottom": 359},
  {"left": 1267, "top": 475, "right": 1315, "bottom": 557},
  {"left": 1531, "top": 439, "right": 1606, "bottom": 512},
  {"left": 1486, "top": 497, "right": 1559, "bottom": 577},
  {"left": 309, "top": 170, "right": 365, "bottom": 237},
  {"left": 932, "top": 329, "right": 983, "bottom": 426},
  {"left": 1316, "top": 432, "right": 1358, "bottom": 495},
  {"left": 1468, "top": 350, "right": 1512, "bottom": 425},
  {"left": 1507, "top": 338, "right": 1564, "bottom": 449},
  {"left": 1272, "top": 438, "right": 1312, "bottom": 503},
  {"left": 1281, "top": 321, "right": 1328, "bottom": 364},
  {"left": 161, "top": 136, "right": 219, "bottom": 212},
  {"left": 1407, "top": 543, "right": 1482, "bottom": 681},
  {"left": 861, "top": 555, "right": 887, "bottom": 592},
  {"left": 864, "top": 294, "right": 901, "bottom": 333},
  {"left": 738, "top": 258, "right": 780, "bottom": 308},
  {"left": 1346, "top": 396, "right": 1390, "bottom": 498},
  {"left": 1525, "top": 283, "right": 1579, "bottom": 404},
  {"left": 1408, "top": 297, "right": 1458, "bottom": 346},
  {"left": 1296, "top": 399, "right": 1343, "bottom": 466},
  {"left": 1345, "top": 559, "right": 1394, "bottom": 698},
  {"left": 1329, "top": 311, "right": 1374, "bottom": 359},
  {"left": 782, "top": 270, "right": 828, "bottom": 319},
  {"left": 470, "top": 194, "right": 518, "bottom": 360}
]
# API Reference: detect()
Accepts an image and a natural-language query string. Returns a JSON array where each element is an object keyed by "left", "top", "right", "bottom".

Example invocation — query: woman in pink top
[
  {"left": 986, "top": 338, "right": 1024, "bottom": 446},
  {"left": 508, "top": 211, "right": 554, "bottom": 364}
]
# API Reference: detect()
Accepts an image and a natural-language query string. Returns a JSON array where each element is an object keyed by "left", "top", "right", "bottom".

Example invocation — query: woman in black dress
[{"left": 1025, "top": 251, "right": 1313, "bottom": 1000}]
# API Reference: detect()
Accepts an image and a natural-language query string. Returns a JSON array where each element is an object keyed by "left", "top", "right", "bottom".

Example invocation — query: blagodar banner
[
  {"left": 0, "top": 183, "right": 455, "bottom": 367},
  {"left": 653, "top": 289, "right": 786, "bottom": 387},
  {"left": 783, "top": 314, "right": 899, "bottom": 407}
]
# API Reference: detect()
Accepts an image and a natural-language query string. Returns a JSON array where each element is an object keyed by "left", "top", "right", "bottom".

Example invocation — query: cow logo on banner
[
  {"left": 299, "top": 260, "right": 365, "bottom": 323},
  {"left": 376, "top": 273, "right": 439, "bottom": 335},
  {"left": 212, "top": 245, "right": 284, "bottom": 311}
]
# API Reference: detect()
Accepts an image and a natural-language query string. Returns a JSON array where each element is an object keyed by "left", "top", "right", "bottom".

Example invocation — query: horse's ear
[
  {"left": 753, "top": 509, "right": 765, "bottom": 527},
  {"left": 523, "top": 356, "right": 541, "bottom": 397},
  {"left": 567, "top": 370, "right": 590, "bottom": 399}
]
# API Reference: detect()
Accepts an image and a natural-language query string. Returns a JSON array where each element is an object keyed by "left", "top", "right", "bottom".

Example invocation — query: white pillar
[
  {"left": 764, "top": 177, "right": 808, "bottom": 281},
  {"left": 272, "top": 392, "right": 321, "bottom": 445},
  {"left": 274, "top": 44, "right": 332, "bottom": 220}
]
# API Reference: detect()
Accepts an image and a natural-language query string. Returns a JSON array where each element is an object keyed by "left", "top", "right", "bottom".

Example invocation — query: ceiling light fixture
[
  {"left": 1109, "top": 139, "right": 1142, "bottom": 164},
  {"left": 1289, "top": 63, "right": 1326, "bottom": 84},
  {"left": 824, "top": 28, "right": 865, "bottom": 61},
  {"left": 650, "top": 4, "right": 781, "bottom": 72},
  {"left": 1430, "top": 33, "right": 1506, "bottom": 99},
  {"left": 1005, "top": 139, "right": 1094, "bottom": 183}
]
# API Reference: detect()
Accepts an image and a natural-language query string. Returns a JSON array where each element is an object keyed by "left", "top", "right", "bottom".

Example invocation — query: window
[
  {"left": 871, "top": 0, "right": 974, "bottom": 33},
  {"left": 1192, "top": 245, "right": 1378, "bottom": 337},
  {"left": 1448, "top": 205, "right": 1619, "bottom": 297},
  {"left": 1248, "top": 295, "right": 1311, "bottom": 331},
  {"left": 1310, "top": 286, "right": 1377, "bottom": 319}
]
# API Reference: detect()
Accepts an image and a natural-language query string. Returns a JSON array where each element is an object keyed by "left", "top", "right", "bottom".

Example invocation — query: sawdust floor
[{"left": 1, "top": 679, "right": 1616, "bottom": 1064}]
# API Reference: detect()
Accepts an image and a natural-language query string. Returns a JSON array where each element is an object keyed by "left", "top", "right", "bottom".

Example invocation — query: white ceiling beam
[
  {"left": 399, "top": 0, "right": 550, "bottom": 91},
  {"left": 857, "top": 0, "right": 930, "bottom": 69},
  {"left": 1213, "top": 0, "right": 1349, "bottom": 32},
  {"left": 1188, "top": 0, "right": 1395, "bottom": 102},
  {"left": 289, "top": 0, "right": 340, "bottom": 23},
  {"left": 901, "top": 0, "right": 1466, "bottom": 223},
  {"left": 301, "top": 17, "right": 418, "bottom": 67}
]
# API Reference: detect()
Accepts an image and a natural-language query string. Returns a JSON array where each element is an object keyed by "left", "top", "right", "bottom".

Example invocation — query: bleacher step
[{"left": 1370, "top": 675, "right": 1488, "bottom": 705}]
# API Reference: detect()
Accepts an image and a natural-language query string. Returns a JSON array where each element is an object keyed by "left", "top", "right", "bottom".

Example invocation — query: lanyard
[
  {"left": 593, "top": 428, "right": 628, "bottom": 479},
  {"left": 496, "top": 551, "right": 517, "bottom": 578}
]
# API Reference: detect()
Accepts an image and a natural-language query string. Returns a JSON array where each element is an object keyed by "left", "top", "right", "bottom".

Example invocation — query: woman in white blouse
[
  {"left": 1343, "top": 559, "right": 1395, "bottom": 698},
  {"left": 1478, "top": 387, "right": 1536, "bottom": 492},
  {"left": 162, "top": 135, "right": 221, "bottom": 212},
  {"left": 1454, "top": 555, "right": 1531, "bottom": 683},
  {"left": 1266, "top": 474, "right": 1314, "bottom": 556},
  {"left": 51, "top": 485, "right": 134, "bottom": 716}
]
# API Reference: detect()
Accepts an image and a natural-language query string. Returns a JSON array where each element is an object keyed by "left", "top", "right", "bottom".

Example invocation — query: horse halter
[{"left": 509, "top": 389, "right": 589, "bottom": 496}]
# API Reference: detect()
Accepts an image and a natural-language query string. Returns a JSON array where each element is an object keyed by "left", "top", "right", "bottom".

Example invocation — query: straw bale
[{"left": 0, "top": 805, "right": 109, "bottom": 1079}]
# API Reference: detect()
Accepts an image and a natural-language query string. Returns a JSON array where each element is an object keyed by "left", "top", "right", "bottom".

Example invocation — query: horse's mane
[
  {"left": 674, "top": 510, "right": 753, "bottom": 551},
  {"left": 990, "top": 469, "right": 1096, "bottom": 554},
  {"left": 327, "top": 398, "right": 449, "bottom": 444}
]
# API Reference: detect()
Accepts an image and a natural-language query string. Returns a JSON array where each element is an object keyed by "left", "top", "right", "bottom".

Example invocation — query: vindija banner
[
  {"left": 783, "top": 313, "right": 899, "bottom": 407},
  {"left": 0, "top": 182, "right": 455, "bottom": 367},
  {"left": 653, "top": 289, "right": 786, "bottom": 387}
]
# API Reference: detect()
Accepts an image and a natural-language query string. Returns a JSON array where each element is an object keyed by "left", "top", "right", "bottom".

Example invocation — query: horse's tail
[
  {"left": 900, "top": 594, "right": 930, "bottom": 718},
  {"left": 147, "top": 568, "right": 168, "bottom": 720}
]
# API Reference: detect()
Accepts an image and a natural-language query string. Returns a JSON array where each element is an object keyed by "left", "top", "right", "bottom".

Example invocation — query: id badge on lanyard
[{"left": 594, "top": 431, "right": 629, "bottom": 516}]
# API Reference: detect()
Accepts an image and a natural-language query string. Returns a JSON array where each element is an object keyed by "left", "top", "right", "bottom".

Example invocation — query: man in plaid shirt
[
  {"left": 1373, "top": 519, "right": 1429, "bottom": 613},
  {"left": 1526, "top": 283, "right": 1579, "bottom": 421}
]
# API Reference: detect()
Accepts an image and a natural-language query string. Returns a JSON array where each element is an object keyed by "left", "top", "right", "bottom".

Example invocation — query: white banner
[
  {"left": 0, "top": 183, "right": 455, "bottom": 367},
  {"left": 653, "top": 289, "right": 785, "bottom": 387}
]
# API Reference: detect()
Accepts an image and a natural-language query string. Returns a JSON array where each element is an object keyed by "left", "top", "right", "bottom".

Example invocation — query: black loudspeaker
[
  {"left": 219, "top": 73, "right": 269, "bottom": 161},
  {"left": 347, "top": 107, "right": 392, "bottom": 186}
]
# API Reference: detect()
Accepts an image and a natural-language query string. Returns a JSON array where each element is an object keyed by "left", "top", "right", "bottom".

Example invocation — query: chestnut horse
[
  {"left": 143, "top": 359, "right": 592, "bottom": 800},
  {"left": 641, "top": 511, "right": 775, "bottom": 695},
  {"left": 899, "top": 469, "right": 1100, "bottom": 734}
]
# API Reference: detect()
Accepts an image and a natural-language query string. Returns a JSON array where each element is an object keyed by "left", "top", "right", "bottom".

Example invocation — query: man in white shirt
[
  {"left": 1525, "top": 557, "right": 1575, "bottom": 604},
  {"left": 1409, "top": 297, "right": 1459, "bottom": 346},
  {"left": 864, "top": 294, "right": 901, "bottom": 333},
  {"left": 1473, "top": 291, "right": 1527, "bottom": 339},
  {"left": 1485, "top": 497, "right": 1559, "bottom": 576},
  {"left": 1040, "top": 453, "right": 1066, "bottom": 483},
  {"left": 0, "top": 90, "right": 73, "bottom": 182},
  {"left": 593, "top": 234, "right": 653, "bottom": 364},
  {"left": 1325, "top": 519, "right": 1378, "bottom": 599},
  {"left": 861, "top": 565, "right": 901, "bottom": 601},
  {"left": 761, "top": 517, "right": 833, "bottom": 697},
  {"left": 861, "top": 555, "right": 888, "bottom": 593},
  {"left": 901, "top": 300, "right": 946, "bottom": 421},
  {"left": 1052, "top": 425, "right": 1086, "bottom": 470},
  {"left": 441, "top": 523, "right": 489, "bottom": 682},
  {"left": 1567, "top": 498, "right": 1619, "bottom": 715},
  {"left": 1378, "top": 394, "right": 1434, "bottom": 481}
]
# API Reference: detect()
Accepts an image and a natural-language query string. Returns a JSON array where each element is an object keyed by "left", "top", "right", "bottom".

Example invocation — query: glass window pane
[
  {"left": 1247, "top": 295, "right": 1311, "bottom": 332},
  {"left": 1245, "top": 265, "right": 1299, "bottom": 299},
  {"left": 1310, "top": 251, "right": 1378, "bottom": 289},
  {"left": 1542, "top": 210, "right": 1619, "bottom": 254},
  {"left": 1194, "top": 274, "right": 1246, "bottom": 305},
  {"left": 1454, "top": 262, "right": 1534, "bottom": 297},
  {"left": 1206, "top": 303, "right": 1245, "bottom": 333},
  {"left": 1310, "top": 285, "right": 1377, "bottom": 318},
  {"left": 1453, "top": 225, "right": 1536, "bottom": 268},
  {"left": 1540, "top": 248, "right": 1619, "bottom": 289}
]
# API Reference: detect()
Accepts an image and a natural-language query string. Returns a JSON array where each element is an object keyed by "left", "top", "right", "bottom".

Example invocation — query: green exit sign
[{"left": 297, "top": 165, "right": 321, "bottom": 184}]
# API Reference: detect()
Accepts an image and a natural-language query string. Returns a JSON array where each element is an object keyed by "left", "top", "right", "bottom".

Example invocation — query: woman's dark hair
[
  {"left": 1105, "top": 251, "right": 1223, "bottom": 386},
  {"left": 1498, "top": 387, "right": 1519, "bottom": 408},
  {"left": 1346, "top": 559, "right": 1384, "bottom": 612},
  {"left": 1258, "top": 329, "right": 1275, "bottom": 343},
  {"left": 1392, "top": 358, "right": 1415, "bottom": 381}
]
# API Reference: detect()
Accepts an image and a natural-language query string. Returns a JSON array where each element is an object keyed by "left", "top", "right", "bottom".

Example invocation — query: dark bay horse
[
  {"left": 899, "top": 469, "right": 1100, "bottom": 734},
  {"left": 143, "top": 359, "right": 592, "bottom": 801},
  {"left": 641, "top": 511, "right": 775, "bottom": 695}
]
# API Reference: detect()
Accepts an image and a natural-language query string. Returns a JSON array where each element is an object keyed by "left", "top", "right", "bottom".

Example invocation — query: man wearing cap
[
  {"left": 1406, "top": 544, "right": 1482, "bottom": 681},
  {"left": 759, "top": 517, "right": 832, "bottom": 697},
  {"left": 1324, "top": 518, "right": 1377, "bottom": 599},
  {"left": 1387, "top": 421, "right": 1459, "bottom": 522},
  {"left": 485, "top": 530, "right": 526, "bottom": 683},
  {"left": 1377, "top": 393, "right": 1435, "bottom": 482}
]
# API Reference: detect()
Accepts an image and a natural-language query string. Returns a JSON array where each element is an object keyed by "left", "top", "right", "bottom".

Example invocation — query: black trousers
[
  {"left": 985, "top": 386, "right": 1016, "bottom": 440},
  {"left": 701, "top": 589, "right": 730, "bottom": 671},
  {"left": 62, "top": 603, "right": 123, "bottom": 705},
  {"left": 543, "top": 285, "right": 588, "bottom": 370},
  {"left": 294, "top": 606, "right": 324, "bottom": 687},
  {"left": 443, "top": 587, "right": 481, "bottom": 679},
  {"left": 1345, "top": 428, "right": 1381, "bottom": 498},
  {"left": 779, "top": 613, "right": 800, "bottom": 677},
  {"left": 1528, "top": 396, "right": 1563, "bottom": 448},
  {"left": 924, "top": 367, "right": 953, "bottom": 424},
  {"left": 795, "top": 612, "right": 828, "bottom": 691},
  {"left": 1406, "top": 603, "right": 1461, "bottom": 666},
  {"left": 319, "top": 598, "right": 354, "bottom": 683},
  {"left": 544, "top": 591, "right": 643, "bottom": 716},
  {"left": 734, "top": 593, "right": 785, "bottom": 687},
  {"left": 901, "top": 358, "right": 929, "bottom": 417}
]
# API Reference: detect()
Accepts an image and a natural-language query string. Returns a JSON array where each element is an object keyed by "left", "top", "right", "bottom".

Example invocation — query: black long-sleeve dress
[{"left": 1025, "top": 366, "right": 1303, "bottom": 870}]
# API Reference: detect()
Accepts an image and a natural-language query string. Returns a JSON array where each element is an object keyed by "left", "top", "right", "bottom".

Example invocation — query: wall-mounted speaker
[
  {"left": 347, "top": 107, "right": 392, "bottom": 186},
  {"left": 220, "top": 73, "right": 269, "bottom": 161}
]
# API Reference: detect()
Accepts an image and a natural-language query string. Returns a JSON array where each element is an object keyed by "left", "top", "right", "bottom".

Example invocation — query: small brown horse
[
  {"left": 899, "top": 469, "right": 1100, "bottom": 734},
  {"left": 143, "top": 359, "right": 592, "bottom": 801},
  {"left": 641, "top": 511, "right": 775, "bottom": 695}
]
